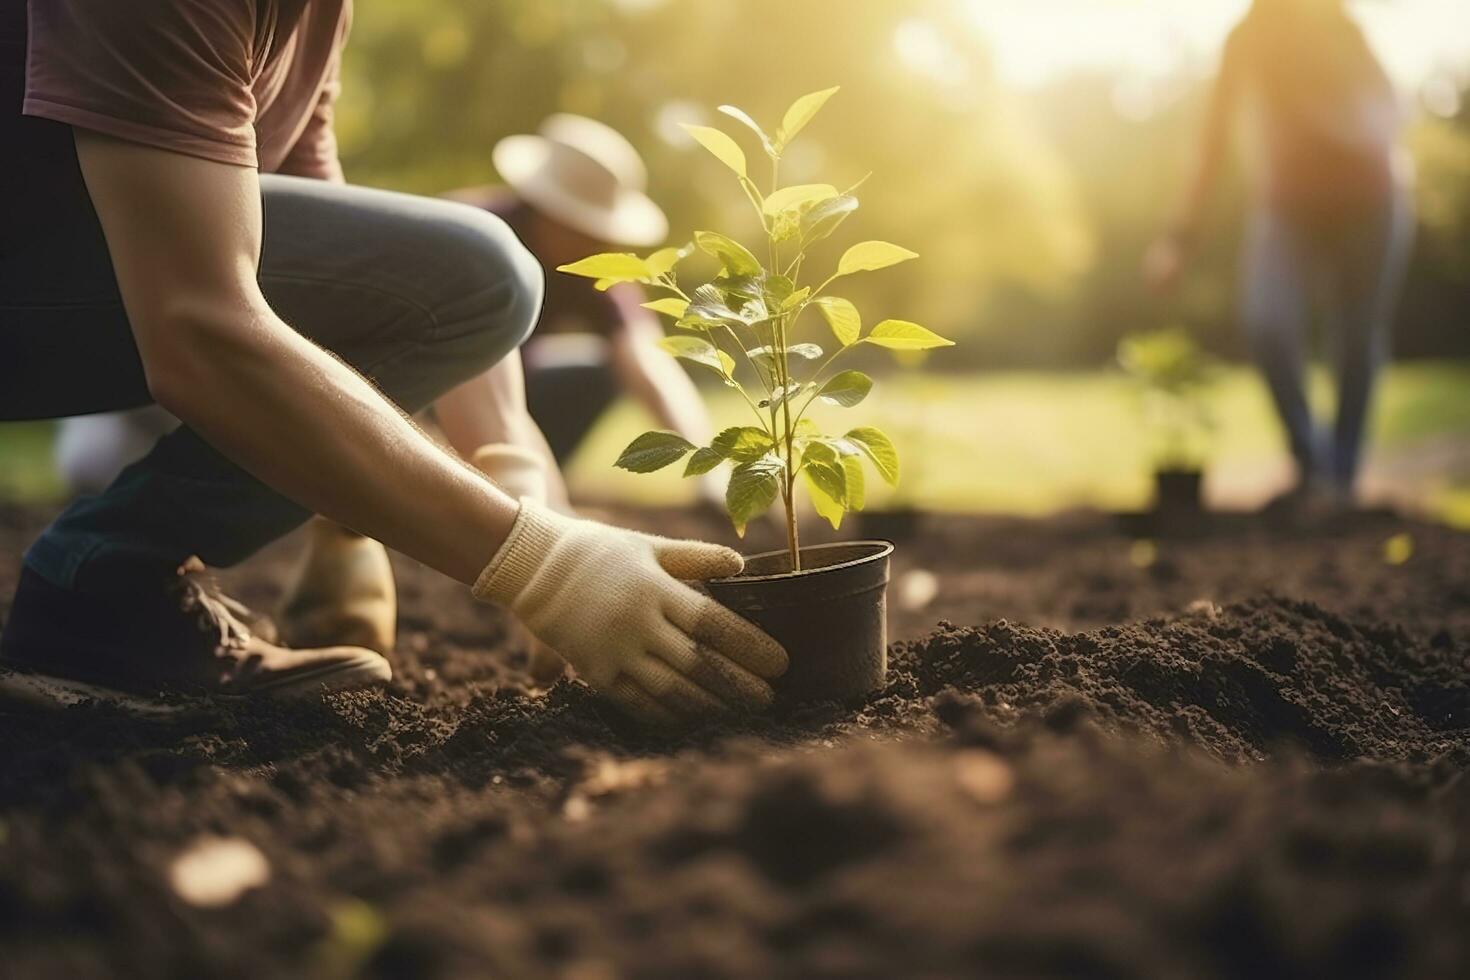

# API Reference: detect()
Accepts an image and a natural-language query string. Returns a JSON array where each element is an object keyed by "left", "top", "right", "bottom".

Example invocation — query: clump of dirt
[
  {"left": 1, "top": 504, "right": 1469, "bottom": 978},
  {"left": 898, "top": 594, "right": 1470, "bottom": 764}
]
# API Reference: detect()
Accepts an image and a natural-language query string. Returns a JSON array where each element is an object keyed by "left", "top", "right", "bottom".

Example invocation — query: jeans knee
[{"left": 447, "top": 207, "right": 545, "bottom": 373}]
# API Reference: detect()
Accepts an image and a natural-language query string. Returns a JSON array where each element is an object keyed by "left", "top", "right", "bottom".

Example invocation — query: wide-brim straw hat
[{"left": 493, "top": 114, "right": 668, "bottom": 248}]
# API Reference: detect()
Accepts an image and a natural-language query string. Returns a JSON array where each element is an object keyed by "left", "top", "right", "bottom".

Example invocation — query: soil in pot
[{"left": 705, "top": 541, "right": 893, "bottom": 705}]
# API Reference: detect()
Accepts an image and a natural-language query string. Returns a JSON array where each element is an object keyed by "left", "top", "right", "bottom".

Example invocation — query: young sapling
[
  {"left": 1117, "top": 327, "right": 1217, "bottom": 474},
  {"left": 557, "top": 87, "right": 954, "bottom": 571}
]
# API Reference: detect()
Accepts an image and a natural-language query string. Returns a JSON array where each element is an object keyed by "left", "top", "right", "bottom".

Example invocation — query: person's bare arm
[
  {"left": 434, "top": 353, "right": 573, "bottom": 510},
  {"left": 609, "top": 312, "right": 715, "bottom": 447},
  {"left": 74, "top": 131, "right": 517, "bottom": 585}
]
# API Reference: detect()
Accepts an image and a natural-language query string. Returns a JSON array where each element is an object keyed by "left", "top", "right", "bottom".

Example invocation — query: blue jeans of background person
[
  {"left": 1239, "top": 189, "right": 1413, "bottom": 492},
  {"left": 2, "top": 128, "right": 542, "bottom": 593}
]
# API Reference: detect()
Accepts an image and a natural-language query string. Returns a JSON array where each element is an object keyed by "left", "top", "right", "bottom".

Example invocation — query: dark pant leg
[
  {"left": 10, "top": 171, "right": 542, "bottom": 593},
  {"left": 1239, "top": 208, "right": 1322, "bottom": 479},
  {"left": 1324, "top": 192, "right": 1414, "bottom": 490},
  {"left": 524, "top": 350, "right": 621, "bottom": 464}
]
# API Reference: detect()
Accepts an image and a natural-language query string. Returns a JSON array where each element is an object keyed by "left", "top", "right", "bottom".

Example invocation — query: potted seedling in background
[
  {"left": 1117, "top": 328, "right": 1216, "bottom": 518},
  {"left": 558, "top": 86, "right": 954, "bottom": 703}
]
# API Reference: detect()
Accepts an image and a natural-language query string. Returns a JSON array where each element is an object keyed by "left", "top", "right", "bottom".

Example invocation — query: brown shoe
[
  {"left": 0, "top": 562, "right": 391, "bottom": 712},
  {"left": 280, "top": 518, "right": 396, "bottom": 655}
]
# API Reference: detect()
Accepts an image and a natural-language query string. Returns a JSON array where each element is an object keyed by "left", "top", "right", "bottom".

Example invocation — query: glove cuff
[{"left": 472, "top": 499, "right": 568, "bottom": 605}]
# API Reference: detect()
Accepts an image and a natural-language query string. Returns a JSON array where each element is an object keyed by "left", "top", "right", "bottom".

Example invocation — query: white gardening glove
[{"left": 473, "top": 499, "right": 788, "bottom": 725}]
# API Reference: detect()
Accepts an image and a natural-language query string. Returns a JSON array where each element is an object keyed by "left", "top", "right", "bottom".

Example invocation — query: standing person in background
[
  {"left": 443, "top": 114, "right": 723, "bottom": 509},
  {"left": 1144, "top": 0, "right": 1414, "bottom": 510}
]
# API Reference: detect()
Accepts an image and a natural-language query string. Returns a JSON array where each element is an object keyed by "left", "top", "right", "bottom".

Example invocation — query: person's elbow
[{"left": 134, "top": 293, "right": 264, "bottom": 418}]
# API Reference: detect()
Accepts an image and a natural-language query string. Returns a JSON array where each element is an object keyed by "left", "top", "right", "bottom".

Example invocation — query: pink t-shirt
[{"left": 20, "top": 0, "right": 349, "bottom": 181}]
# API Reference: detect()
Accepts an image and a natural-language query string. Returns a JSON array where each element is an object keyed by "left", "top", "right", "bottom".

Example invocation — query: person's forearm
[
  {"left": 613, "top": 343, "right": 714, "bottom": 445},
  {"left": 156, "top": 296, "right": 518, "bottom": 586},
  {"left": 434, "top": 355, "right": 572, "bottom": 510}
]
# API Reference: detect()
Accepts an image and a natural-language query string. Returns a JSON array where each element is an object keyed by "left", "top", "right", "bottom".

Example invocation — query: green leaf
[
  {"left": 815, "top": 369, "right": 873, "bottom": 408},
  {"left": 712, "top": 425, "right": 775, "bottom": 462},
  {"left": 556, "top": 253, "right": 650, "bottom": 283},
  {"left": 836, "top": 241, "right": 919, "bottom": 277},
  {"left": 726, "top": 454, "right": 784, "bottom": 536},
  {"left": 776, "top": 85, "right": 840, "bottom": 149},
  {"left": 812, "top": 296, "right": 861, "bottom": 347},
  {"left": 615, "top": 431, "right": 695, "bottom": 474},
  {"left": 681, "top": 282, "right": 755, "bottom": 330},
  {"left": 799, "top": 195, "right": 858, "bottom": 244},
  {"left": 780, "top": 287, "right": 811, "bottom": 311},
  {"left": 642, "top": 297, "right": 689, "bottom": 318},
  {"left": 863, "top": 319, "right": 956, "bottom": 351},
  {"left": 694, "top": 231, "right": 762, "bottom": 277},
  {"left": 681, "top": 124, "right": 746, "bottom": 178},
  {"left": 762, "top": 183, "right": 838, "bottom": 217},
  {"left": 759, "top": 382, "right": 811, "bottom": 409},
  {"left": 746, "top": 343, "right": 822, "bottom": 367},
  {"left": 841, "top": 452, "right": 866, "bottom": 511},
  {"left": 657, "top": 335, "right": 733, "bottom": 377},
  {"left": 644, "top": 244, "right": 692, "bottom": 278},
  {"left": 717, "top": 105, "right": 776, "bottom": 156},
  {"left": 802, "top": 462, "right": 847, "bottom": 530},
  {"left": 844, "top": 426, "right": 899, "bottom": 486},
  {"left": 684, "top": 446, "right": 726, "bottom": 477}
]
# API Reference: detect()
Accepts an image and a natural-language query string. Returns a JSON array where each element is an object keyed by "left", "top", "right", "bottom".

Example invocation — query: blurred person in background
[
  {"left": 442, "top": 115, "right": 722, "bottom": 507},
  {"left": 1144, "top": 0, "right": 1414, "bottom": 510}
]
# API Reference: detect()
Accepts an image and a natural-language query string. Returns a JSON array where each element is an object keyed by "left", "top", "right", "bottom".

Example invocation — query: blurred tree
[
  {"left": 337, "top": 0, "right": 1089, "bottom": 364},
  {"left": 338, "top": 1, "right": 1470, "bottom": 366}
]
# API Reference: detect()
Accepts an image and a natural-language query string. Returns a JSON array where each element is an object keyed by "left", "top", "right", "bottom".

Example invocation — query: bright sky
[{"left": 959, "top": 0, "right": 1470, "bottom": 95}]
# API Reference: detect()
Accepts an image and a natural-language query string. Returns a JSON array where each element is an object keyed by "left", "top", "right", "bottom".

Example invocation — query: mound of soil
[{"left": 1, "top": 504, "right": 1468, "bottom": 977}]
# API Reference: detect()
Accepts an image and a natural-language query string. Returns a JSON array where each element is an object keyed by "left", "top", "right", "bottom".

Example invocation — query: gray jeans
[
  {"left": 2, "top": 174, "right": 543, "bottom": 592},
  {"left": 1240, "top": 189, "right": 1413, "bottom": 490}
]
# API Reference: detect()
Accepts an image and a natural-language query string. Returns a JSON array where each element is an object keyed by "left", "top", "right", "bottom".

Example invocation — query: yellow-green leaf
[
  {"left": 658, "top": 335, "right": 733, "bottom": 377},
  {"left": 717, "top": 104, "right": 775, "bottom": 156},
  {"left": 726, "top": 455, "right": 783, "bottom": 536},
  {"left": 863, "top": 320, "right": 955, "bottom": 351},
  {"left": 681, "top": 124, "right": 746, "bottom": 178},
  {"left": 813, "top": 296, "right": 861, "bottom": 347},
  {"left": 762, "top": 183, "right": 838, "bottom": 217},
  {"left": 845, "top": 427, "right": 899, "bottom": 486},
  {"left": 644, "top": 245, "right": 689, "bottom": 278},
  {"left": 557, "top": 252, "right": 650, "bottom": 282},
  {"left": 777, "top": 85, "right": 840, "bottom": 149},
  {"left": 642, "top": 298, "right": 689, "bottom": 318},
  {"left": 801, "top": 464, "right": 846, "bottom": 530},
  {"left": 836, "top": 241, "right": 918, "bottom": 277},
  {"left": 615, "top": 431, "right": 695, "bottom": 473},
  {"left": 693, "top": 231, "right": 762, "bottom": 277}
]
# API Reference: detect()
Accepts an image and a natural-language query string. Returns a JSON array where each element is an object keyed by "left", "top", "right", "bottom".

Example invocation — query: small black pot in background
[
  {"left": 706, "top": 541, "right": 893, "bottom": 705},
  {"left": 1154, "top": 468, "right": 1204, "bottom": 515}
]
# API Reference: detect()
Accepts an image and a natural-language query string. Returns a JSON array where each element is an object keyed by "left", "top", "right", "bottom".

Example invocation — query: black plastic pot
[
  {"left": 706, "top": 541, "right": 894, "bottom": 705},
  {"left": 1154, "top": 468, "right": 1203, "bottom": 514}
]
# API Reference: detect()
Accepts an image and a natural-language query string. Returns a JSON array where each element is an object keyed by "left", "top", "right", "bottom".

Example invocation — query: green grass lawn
[
  {"left": 4, "top": 362, "right": 1468, "bottom": 524},
  {"left": 566, "top": 361, "right": 1470, "bottom": 523}
]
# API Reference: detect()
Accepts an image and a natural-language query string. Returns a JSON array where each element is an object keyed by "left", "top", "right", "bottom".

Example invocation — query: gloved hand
[{"left": 474, "top": 499, "right": 787, "bottom": 725}]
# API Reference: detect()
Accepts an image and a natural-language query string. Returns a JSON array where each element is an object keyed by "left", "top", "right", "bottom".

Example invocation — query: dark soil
[{"left": 1, "top": 503, "right": 1468, "bottom": 978}]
